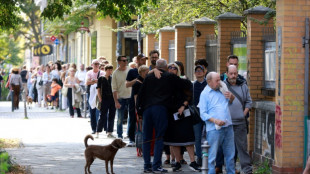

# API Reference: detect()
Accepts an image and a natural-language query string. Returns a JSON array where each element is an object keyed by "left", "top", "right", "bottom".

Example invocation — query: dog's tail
[{"left": 84, "top": 135, "right": 94, "bottom": 148}]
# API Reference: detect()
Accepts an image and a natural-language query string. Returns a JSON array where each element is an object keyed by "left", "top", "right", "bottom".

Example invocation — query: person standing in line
[
  {"left": 64, "top": 68, "right": 82, "bottom": 118},
  {"left": 86, "top": 59, "right": 105, "bottom": 134},
  {"left": 149, "top": 50, "right": 159, "bottom": 70},
  {"left": 199, "top": 72, "right": 235, "bottom": 174},
  {"left": 136, "top": 59, "right": 183, "bottom": 173},
  {"left": 192, "top": 65, "right": 208, "bottom": 166},
  {"left": 34, "top": 66, "right": 44, "bottom": 107},
  {"left": 9, "top": 68, "right": 23, "bottom": 110},
  {"left": 125, "top": 53, "right": 148, "bottom": 146},
  {"left": 0, "top": 70, "right": 4, "bottom": 100},
  {"left": 96, "top": 65, "right": 116, "bottom": 138},
  {"left": 76, "top": 63, "right": 87, "bottom": 110},
  {"left": 224, "top": 65, "right": 253, "bottom": 174},
  {"left": 43, "top": 64, "right": 52, "bottom": 108},
  {"left": 20, "top": 65, "right": 28, "bottom": 97},
  {"left": 216, "top": 55, "right": 246, "bottom": 174},
  {"left": 112, "top": 55, "right": 131, "bottom": 139}
]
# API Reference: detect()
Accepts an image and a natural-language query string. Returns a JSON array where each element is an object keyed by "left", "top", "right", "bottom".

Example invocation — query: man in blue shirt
[{"left": 199, "top": 72, "right": 235, "bottom": 174}]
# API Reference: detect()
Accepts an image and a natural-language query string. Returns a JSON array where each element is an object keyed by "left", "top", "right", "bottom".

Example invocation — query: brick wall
[
  {"left": 194, "top": 23, "right": 215, "bottom": 60},
  {"left": 175, "top": 24, "right": 194, "bottom": 71},
  {"left": 159, "top": 27, "right": 175, "bottom": 62},
  {"left": 273, "top": 0, "right": 309, "bottom": 172},
  {"left": 216, "top": 13, "right": 243, "bottom": 74},
  {"left": 145, "top": 33, "right": 158, "bottom": 66}
]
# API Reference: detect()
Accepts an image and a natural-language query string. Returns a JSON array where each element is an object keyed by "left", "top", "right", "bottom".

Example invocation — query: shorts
[{"left": 51, "top": 93, "right": 59, "bottom": 101}]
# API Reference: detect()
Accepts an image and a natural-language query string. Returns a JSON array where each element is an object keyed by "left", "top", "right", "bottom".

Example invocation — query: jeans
[
  {"left": 193, "top": 121, "right": 203, "bottom": 159},
  {"left": 127, "top": 96, "right": 136, "bottom": 142},
  {"left": 116, "top": 98, "right": 129, "bottom": 138},
  {"left": 90, "top": 107, "right": 100, "bottom": 132},
  {"left": 97, "top": 99, "right": 116, "bottom": 133},
  {"left": 142, "top": 105, "right": 168, "bottom": 170},
  {"left": 207, "top": 125, "right": 235, "bottom": 174}
]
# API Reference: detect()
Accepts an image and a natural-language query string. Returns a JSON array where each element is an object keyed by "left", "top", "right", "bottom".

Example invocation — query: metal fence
[
  {"left": 206, "top": 34, "right": 218, "bottom": 72},
  {"left": 185, "top": 37, "right": 194, "bottom": 81},
  {"left": 168, "top": 40, "right": 175, "bottom": 63}
]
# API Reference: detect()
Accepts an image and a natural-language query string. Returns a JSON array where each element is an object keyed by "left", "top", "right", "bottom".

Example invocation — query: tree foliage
[
  {"left": 140, "top": 0, "right": 276, "bottom": 33},
  {"left": 41, "top": 0, "right": 158, "bottom": 22},
  {"left": 0, "top": 0, "right": 23, "bottom": 31},
  {"left": 0, "top": 34, "right": 23, "bottom": 66}
]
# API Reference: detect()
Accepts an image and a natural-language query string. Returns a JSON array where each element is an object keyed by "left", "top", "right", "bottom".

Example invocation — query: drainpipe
[{"left": 304, "top": 17, "right": 309, "bottom": 168}]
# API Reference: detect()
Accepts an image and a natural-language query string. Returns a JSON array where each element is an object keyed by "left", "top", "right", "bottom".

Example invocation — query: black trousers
[{"left": 97, "top": 99, "right": 116, "bottom": 133}]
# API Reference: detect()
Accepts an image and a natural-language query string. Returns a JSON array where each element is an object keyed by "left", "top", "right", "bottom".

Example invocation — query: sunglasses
[
  {"left": 119, "top": 59, "right": 128, "bottom": 62},
  {"left": 168, "top": 66, "right": 177, "bottom": 70}
]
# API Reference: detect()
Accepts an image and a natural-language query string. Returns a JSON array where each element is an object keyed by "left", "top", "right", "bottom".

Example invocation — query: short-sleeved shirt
[
  {"left": 126, "top": 68, "right": 139, "bottom": 82},
  {"left": 132, "top": 75, "right": 144, "bottom": 96},
  {"left": 85, "top": 70, "right": 105, "bottom": 93},
  {"left": 111, "top": 67, "right": 131, "bottom": 99},
  {"left": 97, "top": 76, "right": 114, "bottom": 101}
]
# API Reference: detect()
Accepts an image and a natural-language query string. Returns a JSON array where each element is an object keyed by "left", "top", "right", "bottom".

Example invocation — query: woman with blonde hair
[{"left": 64, "top": 68, "right": 82, "bottom": 118}]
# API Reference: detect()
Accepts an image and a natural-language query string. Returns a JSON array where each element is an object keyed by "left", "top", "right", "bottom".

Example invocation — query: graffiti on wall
[
  {"left": 275, "top": 105, "right": 282, "bottom": 148},
  {"left": 261, "top": 111, "right": 275, "bottom": 159}
]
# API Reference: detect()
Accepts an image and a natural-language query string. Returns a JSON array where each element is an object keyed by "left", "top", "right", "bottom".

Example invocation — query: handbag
[
  {"left": 190, "top": 82, "right": 203, "bottom": 125},
  {"left": 61, "top": 86, "right": 68, "bottom": 96},
  {"left": 188, "top": 104, "right": 202, "bottom": 125},
  {"left": 96, "top": 95, "right": 101, "bottom": 110},
  {"left": 38, "top": 80, "right": 43, "bottom": 86},
  {"left": 135, "top": 120, "right": 143, "bottom": 149}
]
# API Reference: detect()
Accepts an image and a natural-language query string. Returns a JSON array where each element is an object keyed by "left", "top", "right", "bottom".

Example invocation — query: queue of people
[{"left": 3, "top": 51, "right": 253, "bottom": 174}]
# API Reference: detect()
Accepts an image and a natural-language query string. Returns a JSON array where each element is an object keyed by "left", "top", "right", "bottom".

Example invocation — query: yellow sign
[{"left": 41, "top": 45, "right": 51, "bottom": 55}]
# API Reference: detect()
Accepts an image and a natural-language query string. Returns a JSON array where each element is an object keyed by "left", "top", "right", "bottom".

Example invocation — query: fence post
[
  {"left": 11, "top": 90, "right": 14, "bottom": 112},
  {"left": 23, "top": 89, "right": 28, "bottom": 119},
  {"left": 201, "top": 141, "right": 210, "bottom": 174}
]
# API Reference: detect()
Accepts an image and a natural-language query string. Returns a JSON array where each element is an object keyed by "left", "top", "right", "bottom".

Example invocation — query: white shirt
[{"left": 75, "top": 70, "right": 87, "bottom": 86}]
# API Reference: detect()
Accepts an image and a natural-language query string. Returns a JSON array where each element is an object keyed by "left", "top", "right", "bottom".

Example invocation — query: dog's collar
[{"left": 111, "top": 145, "right": 119, "bottom": 149}]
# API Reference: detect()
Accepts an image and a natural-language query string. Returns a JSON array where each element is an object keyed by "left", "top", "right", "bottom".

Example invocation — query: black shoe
[
  {"left": 189, "top": 161, "right": 201, "bottom": 172},
  {"left": 196, "top": 157, "right": 202, "bottom": 167},
  {"left": 91, "top": 131, "right": 95, "bottom": 134},
  {"left": 172, "top": 162, "right": 181, "bottom": 172},
  {"left": 153, "top": 167, "right": 168, "bottom": 173},
  {"left": 143, "top": 168, "right": 153, "bottom": 173},
  {"left": 180, "top": 159, "right": 187, "bottom": 164}
]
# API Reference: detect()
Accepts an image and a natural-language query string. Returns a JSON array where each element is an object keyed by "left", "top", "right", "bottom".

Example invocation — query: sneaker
[
  {"left": 107, "top": 134, "right": 116, "bottom": 138},
  {"left": 172, "top": 162, "right": 181, "bottom": 172},
  {"left": 180, "top": 159, "right": 187, "bottom": 164},
  {"left": 143, "top": 168, "right": 153, "bottom": 173},
  {"left": 196, "top": 157, "right": 202, "bottom": 167},
  {"left": 127, "top": 141, "right": 135, "bottom": 147},
  {"left": 189, "top": 161, "right": 201, "bottom": 172},
  {"left": 153, "top": 167, "right": 168, "bottom": 173},
  {"left": 171, "top": 160, "right": 176, "bottom": 167}
]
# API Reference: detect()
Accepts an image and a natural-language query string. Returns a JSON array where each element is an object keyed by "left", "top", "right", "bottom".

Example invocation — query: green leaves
[
  {"left": 0, "top": 152, "right": 10, "bottom": 174},
  {"left": 0, "top": 0, "right": 23, "bottom": 31}
]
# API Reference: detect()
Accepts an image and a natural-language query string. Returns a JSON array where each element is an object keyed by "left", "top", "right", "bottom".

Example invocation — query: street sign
[
  {"left": 33, "top": 45, "right": 53, "bottom": 56},
  {"left": 54, "top": 38, "right": 59, "bottom": 45},
  {"left": 50, "top": 35, "right": 56, "bottom": 42}
]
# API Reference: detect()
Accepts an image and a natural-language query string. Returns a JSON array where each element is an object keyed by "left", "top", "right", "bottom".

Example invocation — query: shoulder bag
[{"left": 189, "top": 82, "right": 203, "bottom": 125}]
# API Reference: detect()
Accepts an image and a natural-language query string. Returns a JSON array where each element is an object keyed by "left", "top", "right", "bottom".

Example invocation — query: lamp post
[{"left": 78, "top": 21, "right": 90, "bottom": 65}]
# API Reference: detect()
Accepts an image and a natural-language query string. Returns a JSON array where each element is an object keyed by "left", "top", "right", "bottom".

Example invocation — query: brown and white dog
[
  {"left": 27, "top": 96, "right": 33, "bottom": 109},
  {"left": 84, "top": 135, "right": 126, "bottom": 174}
]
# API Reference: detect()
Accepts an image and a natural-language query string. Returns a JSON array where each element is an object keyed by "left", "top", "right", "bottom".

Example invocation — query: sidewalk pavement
[{"left": 0, "top": 101, "right": 202, "bottom": 174}]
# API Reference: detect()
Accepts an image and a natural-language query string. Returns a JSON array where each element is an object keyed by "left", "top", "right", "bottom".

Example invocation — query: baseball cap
[
  {"left": 195, "top": 65, "right": 204, "bottom": 71},
  {"left": 137, "top": 53, "right": 148, "bottom": 60}
]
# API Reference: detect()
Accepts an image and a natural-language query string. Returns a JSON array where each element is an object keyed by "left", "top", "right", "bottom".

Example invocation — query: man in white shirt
[
  {"left": 76, "top": 64, "right": 87, "bottom": 91},
  {"left": 112, "top": 55, "right": 131, "bottom": 139}
]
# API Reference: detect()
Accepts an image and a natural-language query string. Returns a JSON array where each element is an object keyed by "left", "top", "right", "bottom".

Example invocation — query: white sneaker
[{"left": 127, "top": 141, "right": 135, "bottom": 147}]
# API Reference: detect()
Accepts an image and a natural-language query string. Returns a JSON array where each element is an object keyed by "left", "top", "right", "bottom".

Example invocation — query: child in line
[{"left": 50, "top": 78, "right": 61, "bottom": 109}]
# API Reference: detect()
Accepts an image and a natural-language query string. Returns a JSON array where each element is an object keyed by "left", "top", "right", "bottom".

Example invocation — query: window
[{"left": 264, "top": 42, "right": 276, "bottom": 89}]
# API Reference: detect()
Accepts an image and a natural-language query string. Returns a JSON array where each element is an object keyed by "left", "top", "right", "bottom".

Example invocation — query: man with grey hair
[
  {"left": 224, "top": 65, "right": 253, "bottom": 174},
  {"left": 199, "top": 72, "right": 236, "bottom": 174},
  {"left": 136, "top": 58, "right": 183, "bottom": 173}
]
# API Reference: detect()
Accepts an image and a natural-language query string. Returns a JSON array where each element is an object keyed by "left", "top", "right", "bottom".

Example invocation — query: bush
[
  {"left": 0, "top": 151, "right": 10, "bottom": 174},
  {"left": 254, "top": 159, "right": 272, "bottom": 174}
]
